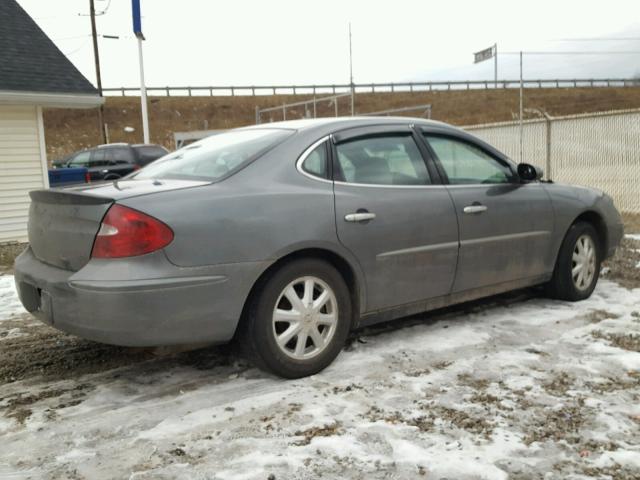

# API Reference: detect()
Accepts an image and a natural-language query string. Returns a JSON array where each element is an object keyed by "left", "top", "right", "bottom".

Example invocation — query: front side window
[
  {"left": 134, "top": 129, "right": 292, "bottom": 181},
  {"left": 334, "top": 135, "right": 430, "bottom": 186},
  {"left": 424, "top": 135, "right": 514, "bottom": 185},
  {"left": 68, "top": 151, "right": 91, "bottom": 167},
  {"left": 300, "top": 142, "right": 328, "bottom": 179}
]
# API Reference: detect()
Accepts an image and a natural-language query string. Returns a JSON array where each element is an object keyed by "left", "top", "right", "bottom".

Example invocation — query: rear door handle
[
  {"left": 463, "top": 204, "right": 488, "bottom": 214},
  {"left": 345, "top": 212, "right": 376, "bottom": 222}
]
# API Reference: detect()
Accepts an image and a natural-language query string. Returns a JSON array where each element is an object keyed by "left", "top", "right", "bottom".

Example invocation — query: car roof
[
  {"left": 96, "top": 143, "right": 130, "bottom": 148},
  {"left": 240, "top": 116, "right": 460, "bottom": 134}
]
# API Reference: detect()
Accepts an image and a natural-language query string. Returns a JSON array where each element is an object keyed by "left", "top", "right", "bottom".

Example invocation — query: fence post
[
  {"left": 282, "top": 104, "right": 286, "bottom": 120},
  {"left": 255, "top": 106, "right": 260, "bottom": 125},
  {"left": 231, "top": 87, "right": 235, "bottom": 96},
  {"left": 313, "top": 96, "right": 317, "bottom": 118},
  {"left": 332, "top": 85, "right": 336, "bottom": 94},
  {"left": 121, "top": 87, "right": 126, "bottom": 96},
  {"left": 166, "top": 87, "right": 170, "bottom": 97},
  {"left": 544, "top": 113, "right": 552, "bottom": 180},
  {"left": 251, "top": 86, "right": 255, "bottom": 96},
  {"left": 188, "top": 87, "right": 192, "bottom": 97}
]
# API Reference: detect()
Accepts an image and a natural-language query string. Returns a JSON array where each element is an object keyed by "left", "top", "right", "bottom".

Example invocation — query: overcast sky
[{"left": 16, "top": 0, "right": 640, "bottom": 88}]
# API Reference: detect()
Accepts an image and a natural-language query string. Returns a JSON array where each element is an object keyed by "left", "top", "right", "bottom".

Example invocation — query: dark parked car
[
  {"left": 60, "top": 143, "right": 169, "bottom": 181},
  {"left": 15, "top": 118, "right": 623, "bottom": 378}
]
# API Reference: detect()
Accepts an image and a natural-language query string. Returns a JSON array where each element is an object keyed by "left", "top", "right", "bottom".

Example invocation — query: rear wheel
[
  {"left": 239, "top": 259, "right": 352, "bottom": 378},
  {"left": 546, "top": 221, "right": 601, "bottom": 301}
]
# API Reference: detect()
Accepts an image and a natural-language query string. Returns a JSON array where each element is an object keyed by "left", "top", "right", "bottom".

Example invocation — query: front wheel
[
  {"left": 546, "top": 221, "right": 601, "bottom": 301},
  {"left": 239, "top": 259, "right": 352, "bottom": 378}
]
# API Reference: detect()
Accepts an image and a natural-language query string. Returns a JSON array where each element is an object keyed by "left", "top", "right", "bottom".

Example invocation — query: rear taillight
[
  {"left": 91, "top": 204, "right": 174, "bottom": 258},
  {"left": 85, "top": 171, "right": 91, "bottom": 183}
]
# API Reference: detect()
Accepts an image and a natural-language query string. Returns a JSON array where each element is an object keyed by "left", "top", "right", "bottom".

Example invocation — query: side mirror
[{"left": 517, "top": 163, "right": 543, "bottom": 182}]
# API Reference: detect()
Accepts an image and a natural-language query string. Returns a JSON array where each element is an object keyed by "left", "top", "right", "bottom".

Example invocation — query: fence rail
[
  {"left": 102, "top": 78, "right": 639, "bottom": 97},
  {"left": 464, "top": 108, "right": 640, "bottom": 213}
]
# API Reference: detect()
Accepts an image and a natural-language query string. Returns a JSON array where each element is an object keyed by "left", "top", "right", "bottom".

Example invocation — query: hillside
[{"left": 43, "top": 87, "right": 640, "bottom": 160}]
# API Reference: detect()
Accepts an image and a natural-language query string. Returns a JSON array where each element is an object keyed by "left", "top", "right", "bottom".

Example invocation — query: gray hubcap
[
  {"left": 272, "top": 276, "right": 338, "bottom": 360},
  {"left": 572, "top": 234, "right": 596, "bottom": 291}
]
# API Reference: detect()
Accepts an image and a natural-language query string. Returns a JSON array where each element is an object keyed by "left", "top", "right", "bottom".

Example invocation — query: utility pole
[
  {"left": 89, "top": 0, "right": 107, "bottom": 143},
  {"left": 349, "top": 22, "right": 354, "bottom": 116}
]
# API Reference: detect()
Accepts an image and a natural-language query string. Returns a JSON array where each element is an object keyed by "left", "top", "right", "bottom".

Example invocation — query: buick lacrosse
[{"left": 15, "top": 117, "right": 623, "bottom": 378}]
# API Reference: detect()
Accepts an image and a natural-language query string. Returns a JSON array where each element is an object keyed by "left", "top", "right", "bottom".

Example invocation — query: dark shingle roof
[{"left": 0, "top": 0, "right": 98, "bottom": 95}]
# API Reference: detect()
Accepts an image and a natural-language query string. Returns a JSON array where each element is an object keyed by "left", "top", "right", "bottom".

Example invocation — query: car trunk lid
[
  {"left": 28, "top": 190, "right": 113, "bottom": 271},
  {"left": 28, "top": 179, "right": 208, "bottom": 271}
]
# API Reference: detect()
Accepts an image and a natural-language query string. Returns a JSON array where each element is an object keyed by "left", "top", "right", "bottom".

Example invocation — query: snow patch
[{"left": 0, "top": 275, "right": 24, "bottom": 320}]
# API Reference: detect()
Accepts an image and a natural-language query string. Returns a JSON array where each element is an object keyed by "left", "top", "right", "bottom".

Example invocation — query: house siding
[{"left": 0, "top": 105, "right": 46, "bottom": 243}]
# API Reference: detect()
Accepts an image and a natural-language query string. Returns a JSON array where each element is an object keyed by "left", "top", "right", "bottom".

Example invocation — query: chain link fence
[{"left": 464, "top": 109, "right": 640, "bottom": 213}]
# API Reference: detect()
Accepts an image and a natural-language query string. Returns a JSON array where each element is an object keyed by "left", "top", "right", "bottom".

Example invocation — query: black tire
[
  {"left": 546, "top": 221, "right": 601, "bottom": 301},
  {"left": 239, "top": 259, "right": 352, "bottom": 379}
]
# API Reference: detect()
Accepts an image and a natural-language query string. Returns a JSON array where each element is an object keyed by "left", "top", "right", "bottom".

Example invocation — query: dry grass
[{"left": 43, "top": 87, "right": 640, "bottom": 160}]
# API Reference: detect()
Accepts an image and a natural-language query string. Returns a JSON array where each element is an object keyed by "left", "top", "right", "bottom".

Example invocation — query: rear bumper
[{"left": 14, "top": 248, "right": 267, "bottom": 347}]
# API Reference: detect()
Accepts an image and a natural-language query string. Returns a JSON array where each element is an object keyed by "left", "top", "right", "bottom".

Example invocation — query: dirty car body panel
[{"left": 14, "top": 117, "right": 624, "bottom": 347}]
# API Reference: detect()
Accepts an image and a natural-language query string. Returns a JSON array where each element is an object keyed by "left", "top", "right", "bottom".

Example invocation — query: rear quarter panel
[{"left": 118, "top": 136, "right": 366, "bottom": 289}]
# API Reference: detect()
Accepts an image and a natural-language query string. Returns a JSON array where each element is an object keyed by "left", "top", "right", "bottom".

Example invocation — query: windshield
[{"left": 133, "top": 129, "right": 292, "bottom": 181}]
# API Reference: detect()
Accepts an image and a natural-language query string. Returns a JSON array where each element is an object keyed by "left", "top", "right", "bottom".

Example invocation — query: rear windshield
[{"left": 133, "top": 129, "right": 292, "bottom": 181}]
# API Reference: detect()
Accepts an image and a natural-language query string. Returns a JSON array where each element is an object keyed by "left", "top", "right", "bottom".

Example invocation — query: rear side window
[
  {"left": 334, "top": 135, "right": 430, "bottom": 186},
  {"left": 89, "top": 149, "right": 108, "bottom": 167},
  {"left": 134, "top": 129, "right": 292, "bottom": 181},
  {"left": 134, "top": 146, "right": 168, "bottom": 165},
  {"left": 106, "top": 147, "right": 136, "bottom": 164},
  {"left": 300, "top": 142, "right": 328, "bottom": 179}
]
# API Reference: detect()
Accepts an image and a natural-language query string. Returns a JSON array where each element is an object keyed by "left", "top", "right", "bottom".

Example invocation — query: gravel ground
[{"left": 0, "top": 235, "right": 639, "bottom": 479}]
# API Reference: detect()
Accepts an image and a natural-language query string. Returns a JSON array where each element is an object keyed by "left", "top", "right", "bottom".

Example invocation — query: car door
[
  {"left": 420, "top": 129, "right": 554, "bottom": 293},
  {"left": 105, "top": 147, "right": 137, "bottom": 177},
  {"left": 331, "top": 125, "right": 459, "bottom": 313},
  {"left": 88, "top": 148, "right": 109, "bottom": 180}
]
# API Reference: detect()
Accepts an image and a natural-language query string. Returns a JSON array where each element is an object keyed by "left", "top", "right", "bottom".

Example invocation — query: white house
[{"left": 0, "top": 0, "right": 103, "bottom": 243}]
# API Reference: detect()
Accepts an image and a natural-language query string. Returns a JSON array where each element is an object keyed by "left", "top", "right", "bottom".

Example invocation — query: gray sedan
[{"left": 15, "top": 117, "right": 624, "bottom": 378}]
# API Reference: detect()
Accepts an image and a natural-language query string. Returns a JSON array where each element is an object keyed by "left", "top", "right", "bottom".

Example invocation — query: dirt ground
[{"left": 0, "top": 221, "right": 638, "bottom": 479}]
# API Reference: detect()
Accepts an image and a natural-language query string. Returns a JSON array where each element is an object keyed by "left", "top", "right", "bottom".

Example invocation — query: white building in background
[{"left": 0, "top": 0, "right": 103, "bottom": 243}]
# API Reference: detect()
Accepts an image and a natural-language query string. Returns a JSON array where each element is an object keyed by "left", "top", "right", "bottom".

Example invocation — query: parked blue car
[{"left": 48, "top": 166, "right": 89, "bottom": 187}]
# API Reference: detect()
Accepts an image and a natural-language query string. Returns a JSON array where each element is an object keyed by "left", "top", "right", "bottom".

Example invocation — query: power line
[
  {"left": 501, "top": 50, "right": 640, "bottom": 55},
  {"left": 554, "top": 37, "right": 640, "bottom": 42},
  {"left": 53, "top": 34, "right": 92, "bottom": 41},
  {"left": 63, "top": 38, "right": 91, "bottom": 56}
]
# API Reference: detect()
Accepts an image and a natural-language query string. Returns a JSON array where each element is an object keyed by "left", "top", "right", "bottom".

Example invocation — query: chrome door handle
[
  {"left": 463, "top": 205, "right": 488, "bottom": 214},
  {"left": 345, "top": 212, "right": 376, "bottom": 222}
]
